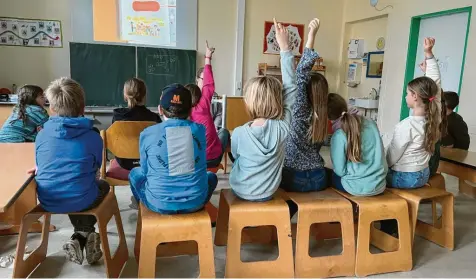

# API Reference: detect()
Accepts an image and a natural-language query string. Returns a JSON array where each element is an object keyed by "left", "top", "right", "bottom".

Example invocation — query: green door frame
[{"left": 400, "top": 6, "right": 472, "bottom": 120}]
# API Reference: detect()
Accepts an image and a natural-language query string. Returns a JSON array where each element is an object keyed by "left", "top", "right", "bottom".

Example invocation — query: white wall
[
  {"left": 339, "top": 16, "right": 388, "bottom": 99},
  {"left": 0, "top": 0, "right": 72, "bottom": 89},
  {"left": 243, "top": 0, "right": 345, "bottom": 92},
  {"left": 343, "top": 0, "right": 476, "bottom": 151}
]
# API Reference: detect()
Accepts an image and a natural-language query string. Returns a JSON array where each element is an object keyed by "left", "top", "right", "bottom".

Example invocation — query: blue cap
[{"left": 160, "top": 83, "right": 192, "bottom": 111}]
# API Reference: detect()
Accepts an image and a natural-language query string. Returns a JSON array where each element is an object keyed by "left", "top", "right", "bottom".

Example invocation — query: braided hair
[{"left": 14, "top": 85, "right": 44, "bottom": 125}]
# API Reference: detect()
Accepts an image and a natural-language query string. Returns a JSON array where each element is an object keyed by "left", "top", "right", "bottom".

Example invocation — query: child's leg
[
  {"left": 205, "top": 171, "right": 218, "bottom": 203},
  {"left": 129, "top": 167, "right": 147, "bottom": 203},
  {"left": 387, "top": 168, "right": 430, "bottom": 189},
  {"left": 218, "top": 128, "right": 230, "bottom": 155},
  {"left": 332, "top": 172, "right": 348, "bottom": 193},
  {"left": 65, "top": 180, "right": 109, "bottom": 265}
]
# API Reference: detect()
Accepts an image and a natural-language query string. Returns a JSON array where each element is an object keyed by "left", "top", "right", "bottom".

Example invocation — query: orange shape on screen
[{"left": 132, "top": 1, "right": 160, "bottom": 12}]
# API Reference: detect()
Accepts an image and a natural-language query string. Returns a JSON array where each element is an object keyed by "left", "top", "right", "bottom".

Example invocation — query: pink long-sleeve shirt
[{"left": 190, "top": 64, "right": 222, "bottom": 161}]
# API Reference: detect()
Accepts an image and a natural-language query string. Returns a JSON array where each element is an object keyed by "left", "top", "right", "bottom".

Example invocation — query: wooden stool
[
  {"left": 283, "top": 189, "right": 356, "bottom": 278},
  {"left": 224, "top": 145, "right": 231, "bottom": 174},
  {"left": 387, "top": 186, "right": 454, "bottom": 250},
  {"left": 428, "top": 174, "right": 446, "bottom": 226},
  {"left": 13, "top": 192, "right": 128, "bottom": 278},
  {"left": 134, "top": 203, "right": 215, "bottom": 278},
  {"left": 333, "top": 189, "right": 413, "bottom": 277},
  {"left": 214, "top": 189, "right": 294, "bottom": 278}
]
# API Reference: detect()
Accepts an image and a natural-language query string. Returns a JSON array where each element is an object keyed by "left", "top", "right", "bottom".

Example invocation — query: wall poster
[{"left": 0, "top": 17, "right": 63, "bottom": 48}]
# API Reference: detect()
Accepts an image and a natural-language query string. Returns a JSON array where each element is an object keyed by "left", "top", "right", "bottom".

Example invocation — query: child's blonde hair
[
  {"left": 407, "top": 76, "right": 441, "bottom": 154},
  {"left": 307, "top": 73, "right": 328, "bottom": 143},
  {"left": 243, "top": 76, "right": 283, "bottom": 120},
  {"left": 124, "top": 78, "right": 146, "bottom": 107},
  {"left": 45, "top": 77, "right": 85, "bottom": 117}
]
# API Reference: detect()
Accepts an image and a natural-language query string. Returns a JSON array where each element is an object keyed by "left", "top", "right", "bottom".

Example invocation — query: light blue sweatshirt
[
  {"left": 229, "top": 51, "right": 297, "bottom": 200},
  {"left": 331, "top": 119, "right": 387, "bottom": 196}
]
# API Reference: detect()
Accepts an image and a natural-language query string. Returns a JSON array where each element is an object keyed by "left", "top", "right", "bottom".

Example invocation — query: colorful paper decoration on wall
[
  {"left": 263, "top": 21, "right": 304, "bottom": 56},
  {"left": 0, "top": 17, "right": 63, "bottom": 48}
]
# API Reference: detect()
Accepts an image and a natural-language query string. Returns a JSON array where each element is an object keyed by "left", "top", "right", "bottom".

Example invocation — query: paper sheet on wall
[
  {"left": 0, "top": 17, "right": 63, "bottom": 48},
  {"left": 120, "top": 0, "right": 176, "bottom": 46}
]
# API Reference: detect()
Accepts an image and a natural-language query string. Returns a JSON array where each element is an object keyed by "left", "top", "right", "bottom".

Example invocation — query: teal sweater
[
  {"left": 229, "top": 50, "right": 297, "bottom": 200},
  {"left": 331, "top": 119, "right": 387, "bottom": 196},
  {"left": 0, "top": 105, "right": 49, "bottom": 143}
]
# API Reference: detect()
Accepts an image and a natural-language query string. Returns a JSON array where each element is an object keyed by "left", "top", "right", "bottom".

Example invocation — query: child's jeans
[
  {"left": 332, "top": 172, "right": 348, "bottom": 193},
  {"left": 207, "top": 128, "right": 230, "bottom": 168},
  {"left": 386, "top": 168, "right": 430, "bottom": 189},
  {"left": 129, "top": 168, "right": 218, "bottom": 214},
  {"left": 68, "top": 180, "right": 110, "bottom": 233},
  {"left": 280, "top": 167, "right": 328, "bottom": 217}
]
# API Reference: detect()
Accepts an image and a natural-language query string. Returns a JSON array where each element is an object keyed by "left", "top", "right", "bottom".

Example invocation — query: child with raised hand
[
  {"left": 229, "top": 18, "right": 297, "bottom": 201},
  {"left": 329, "top": 93, "right": 387, "bottom": 196},
  {"left": 282, "top": 18, "right": 329, "bottom": 194},
  {"left": 186, "top": 41, "right": 230, "bottom": 168},
  {"left": 0, "top": 85, "right": 49, "bottom": 143},
  {"left": 386, "top": 38, "right": 442, "bottom": 189}
]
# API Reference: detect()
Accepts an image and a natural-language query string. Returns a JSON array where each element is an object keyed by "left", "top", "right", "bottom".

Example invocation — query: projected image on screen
[{"left": 93, "top": 0, "right": 176, "bottom": 47}]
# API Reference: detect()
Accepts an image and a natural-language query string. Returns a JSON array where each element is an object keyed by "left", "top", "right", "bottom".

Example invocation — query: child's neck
[
  {"left": 251, "top": 118, "right": 266, "bottom": 127},
  {"left": 412, "top": 106, "right": 425, "bottom": 117}
]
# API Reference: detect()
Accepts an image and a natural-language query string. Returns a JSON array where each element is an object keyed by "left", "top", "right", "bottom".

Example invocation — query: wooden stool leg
[
  {"left": 355, "top": 214, "right": 372, "bottom": 277},
  {"left": 224, "top": 215, "right": 243, "bottom": 278},
  {"left": 340, "top": 209, "right": 357, "bottom": 277},
  {"left": 138, "top": 226, "right": 157, "bottom": 278},
  {"left": 134, "top": 206, "right": 142, "bottom": 262},
  {"left": 196, "top": 226, "right": 216, "bottom": 278},
  {"left": 224, "top": 153, "right": 228, "bottom": 174},
  {"left": 416, "top": 195, "right": 454, "bottom": 250},
  {"left": 13, "top": 213, "right": 51, "bottom": 278},
  {"left": 214, "top": 191, "right": 230, "bottom": 246},
  {"left": 275, "top": 215, "right": 295, "bottom": 278},
  {"left": 431, "top": 201, "right": 442, "bottom": 228}
]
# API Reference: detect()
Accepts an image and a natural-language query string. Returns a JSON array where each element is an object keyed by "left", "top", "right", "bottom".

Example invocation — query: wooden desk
[
  {"left": 439, "top": 147, "right": 476, "bottom": 198},
  {"left": 0, "top": 143, "right": 55, "bottom": 235}
]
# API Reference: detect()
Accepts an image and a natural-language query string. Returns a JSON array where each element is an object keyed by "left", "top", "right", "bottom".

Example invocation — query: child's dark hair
[
  {"left": 327, "top": 93, "right": 363, "bottom": 163},
  {"left": 407, "top": 76, "right": 440, "bottom": 153},
  {"left": 444, "top": 91, "right": 459, "bottom": 110},
  {"left": 307, "top": 73, "right": 328, "bottom": 143},
  {"left": 14, "top": 85, "right": 44, "bottom": 125},
  {"left": 162, "top": 105, "right": 191, "bottom": 120},
  {"left": 440, "top": 89, "right": 448, "bottom": 138},
  {"left": 185, "top": 84, "right": 202, "bottom": 107}
]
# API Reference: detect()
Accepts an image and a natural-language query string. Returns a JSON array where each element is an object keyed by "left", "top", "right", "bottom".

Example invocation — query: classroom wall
[
  {"left": 338, "top": 16, "right": 388, "bottom": 99},
  {"left": 343, "top": 0, "right": 476, "bottom": 152},
  {"left": 243, "top": 0, "right": 345, "bottom": 93}
]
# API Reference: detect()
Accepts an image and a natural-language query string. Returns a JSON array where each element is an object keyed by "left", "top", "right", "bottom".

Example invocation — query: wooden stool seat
[
  {"left": 214, "top": 189, "right": 294, "bottom": 278},
  {"left": 387, "top": 186, "right": 454, "bottom": 250},
  {"left": 134, "top": 203, "right": 215, "bottom": 278},
  {"left": 283, "top": 189, "right": 356, "bottom": 278},
  {"left": 333, "top": 189, "right": 413, "bottom": 277},
  {"left": 13, "top": 192, "right": 128, "bottom": 278}
]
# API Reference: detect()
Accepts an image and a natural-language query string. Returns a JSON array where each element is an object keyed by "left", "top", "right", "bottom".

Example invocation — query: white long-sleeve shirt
[{"left": 387, "top": 57, "right": 441, "bottom": 172}]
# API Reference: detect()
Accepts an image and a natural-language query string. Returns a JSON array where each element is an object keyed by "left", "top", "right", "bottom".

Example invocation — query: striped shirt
[{"left": 0, "top": 105, "right": 49, "bottom": 143}]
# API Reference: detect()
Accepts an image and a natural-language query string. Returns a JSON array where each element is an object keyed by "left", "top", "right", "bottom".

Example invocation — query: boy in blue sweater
[
  {"left": 129, "top": 84, "right": 218, "bottom": 214},
  {"left": 35, "top": 78, "right": 108, "bottom": 266}
]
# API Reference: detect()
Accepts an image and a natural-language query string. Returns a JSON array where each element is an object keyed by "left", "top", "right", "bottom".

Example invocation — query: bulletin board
[
  {"left": 0, "top": 17, "right": 63, "bottom": 48},
  {"left": 263, "top": 21, "right": 304, "bottom": 56}
]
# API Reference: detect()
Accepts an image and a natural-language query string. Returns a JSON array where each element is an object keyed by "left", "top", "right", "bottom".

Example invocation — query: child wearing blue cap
[{"left": 128, "top": 84, "right": 218, "bottom": 214}]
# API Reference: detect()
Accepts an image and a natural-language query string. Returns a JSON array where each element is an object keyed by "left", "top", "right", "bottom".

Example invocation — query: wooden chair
[
  {"left": 282, "top": 189, "right": 356, "bottom": 278},
  {"left": 100, "top": 121, "right": 157, "bottom": 190},
  {"left": 134, "top": 203, "right": 215, "bottom": 278},
  {"left": 332, "top": 189, "right": 413, "bottom": 277},
  {"left": 214, "top": 189, "right": 294, "bottom": 278},
  {"left": 222, "top": 96, "right": 251, "bottom": 174},
  {"left": 387, "top": 186, "right": 454, "bottom": 250},
  {"left": 13, "top": 190, "right": 128, "bottom": 278}
]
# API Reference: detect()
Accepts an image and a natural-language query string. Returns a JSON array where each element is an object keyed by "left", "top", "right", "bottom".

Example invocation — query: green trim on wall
[{"left": 400, "top": 6, "right": 473, "bottom": 120}]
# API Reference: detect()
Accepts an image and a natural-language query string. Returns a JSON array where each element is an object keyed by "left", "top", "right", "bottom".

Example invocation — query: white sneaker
[
  {"left": 63, "top": 233, "right": 85, "bottom": 265},
  {"left": 85, "top": 232, "right": 103, "bottom": 265}
]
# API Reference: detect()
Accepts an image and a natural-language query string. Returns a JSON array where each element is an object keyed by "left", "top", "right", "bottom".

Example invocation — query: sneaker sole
[
  {"left": 85, "top": 233, "right": 103, "bottom": 265},
  {"left": 63, "top": 241, "right": 84, "bottom": 265}
]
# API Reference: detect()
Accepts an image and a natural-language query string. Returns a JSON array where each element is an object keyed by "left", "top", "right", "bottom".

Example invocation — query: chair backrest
[
  {"left": 223, "top": 96, "right": 252, "bottom": 132},
  {"left": 102, "top": 121, "right": 156, "bottom": 159}
]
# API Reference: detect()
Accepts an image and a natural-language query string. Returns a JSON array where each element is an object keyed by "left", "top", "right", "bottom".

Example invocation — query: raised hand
[
  {"left": 424, "top": 37, "right": 435, "bottom": 58},
  {"left": 306, "top": 18, "right": 320, "bottom": 49},
  {"left": 274, "top": 17, "right": 290, "bottom": 52},
  {"left": 205, "top": 40, "right": 215, "bottom": 58}
]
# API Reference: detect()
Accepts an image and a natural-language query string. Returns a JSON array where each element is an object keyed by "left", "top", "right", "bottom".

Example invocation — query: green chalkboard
[
  {"left": 70, "top": 42, "right": 136, "bottom": 107},
  {"left": 137, "top": 47, "right": 197, "bottom": 107}
]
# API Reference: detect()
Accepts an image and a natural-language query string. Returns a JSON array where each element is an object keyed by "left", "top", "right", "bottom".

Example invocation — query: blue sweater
[
  {"left": 139, "top": 119, "right": 208, "bottom": 211},
  {"left": 229, "top": 50, "right": 297, "bottom": 200},
  {"left": 330, "top": 119, "right": 387, "bottom": 196},
  {"left": 36, "top": 117, "right": 102, "bottom": 213},
  {"left": 0, "top": 105, "right": 49, "bottom": 143}
]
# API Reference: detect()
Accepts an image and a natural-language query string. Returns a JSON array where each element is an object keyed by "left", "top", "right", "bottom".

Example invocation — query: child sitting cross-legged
[
  {"left": 35, "top": 78, "right": 108, "bottom": 265},
  {"left": 129, "top": 84, "right": 218, "bottom": 214}
]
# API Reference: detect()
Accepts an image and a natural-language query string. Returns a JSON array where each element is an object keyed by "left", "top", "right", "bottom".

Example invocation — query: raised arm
[
  {"left": 274, "top": 18, "right": 297, "bottom": 126},
  {"left": 198, "top": 41, "right": 216, "bottom": 108},
  {"left": 291, "top": 19, "right": 320, "bottom": 141},
  {"left": 419, "top": 37, "right": 442, "bottom": 110}
]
